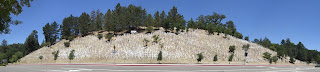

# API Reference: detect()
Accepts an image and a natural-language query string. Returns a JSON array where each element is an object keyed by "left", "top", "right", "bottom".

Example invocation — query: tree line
[
  {"left": 0, "top": 30, "right": 40, "bottom": 64},
  {"left": 253, "top": 37, "right": 320, "bottom": 64}
]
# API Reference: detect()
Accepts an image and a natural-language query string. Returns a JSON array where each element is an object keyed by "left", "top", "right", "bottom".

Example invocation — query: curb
[{"left": 12, "top": 64, "right": 301, "bottom": 67}]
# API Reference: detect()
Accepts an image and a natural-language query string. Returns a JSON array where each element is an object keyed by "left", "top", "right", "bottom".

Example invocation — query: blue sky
[{"left": 0, "top": 0, "right": 319, "bottom": 51}]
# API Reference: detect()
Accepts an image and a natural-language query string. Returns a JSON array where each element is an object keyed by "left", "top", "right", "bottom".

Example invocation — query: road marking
[{"left": 108, "top": 70, "right": 165, "bottom": 71}]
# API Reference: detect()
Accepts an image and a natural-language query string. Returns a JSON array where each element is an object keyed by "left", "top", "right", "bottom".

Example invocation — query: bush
[
  {"left": 272, "top": 56, "right": 278, "bottom": 64},
  {"left": 98, "top": 34, "right": 103, "bottom": 40},
  {"left": 40, "top": 42, "right": 51, "bottom": 48},
  {"left": 228, "top": 54, "right": 234, "bottom": 64},
  {"left": 229, "top": 46, "right": 235, "bottom": 53},
  {"left": 157, "top": 51, "right": 163, "bottom": 64},
  {"left": 105, "top": 34, "right": 113, "bottom": 41},
  {"left": 245, "top": 36, "right": 249, "bottom": 41},
  {"left": 289, "top": 57, "right": 295, "bottom": 64},
  {"left": 68, "top": 49, "right": 75, "bottom": 64},
  {"left": 52, "top": 50, "right": 59, "bottom": 61},
  {"left": 67, "top": 36, "right": 75, "bottom": 41},
  {"left": 64, "top": 42, "right": 70, "bottom": 47},
  {"left": 152, "top": 35, "right": 161, "bottom": 43},
  {"left": 213, "top": 54, "right": 218, "bottom": 62},
  {"left": 197, "top": 53, "right": 204, "bottom": 63},
  {"left": 146, "top": 26, "right": 153, "bottom": 33},
  {"left": 9, "top": 51, "right": 23, "bottom": 63}
]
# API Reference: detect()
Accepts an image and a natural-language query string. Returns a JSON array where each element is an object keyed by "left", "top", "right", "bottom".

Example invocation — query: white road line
[{"left": 108, "top": 70, "right": 165, "bottom": 71}]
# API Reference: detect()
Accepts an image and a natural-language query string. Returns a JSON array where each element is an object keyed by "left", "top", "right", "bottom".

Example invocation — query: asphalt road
[{"left": 0, "top": 64, "right": 319, "bottom": 72}]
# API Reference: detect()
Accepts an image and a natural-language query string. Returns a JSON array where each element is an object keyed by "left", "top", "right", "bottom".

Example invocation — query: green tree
[
  {"left": 9, "top": 51, "right": 23, "bottom": 63},
  {"left": 79, "top": 12, "right": 90, "bottom": 35},
  {"left": 272, "top": 56, "right": 278, "bottom": 64},
  {"left": 145, "top": 14, "right": 153, "bottom": 27},
  {"left": 1, "top": 39, "right": 8, "bottom": 53},
  {"left": 234, "top": 32, "right": 243, "bottom": 39},
  {"left": 42, "top": 21, "right": 59, "bottom": 45},
  {"left": 229, "top": 46, "right": 236, "bottom": 53},
  {"left": 154, "top": 11, "right": 160, "bottom": 29},
  {"left": 206, "top": 22, "right": 216, "bottom": 34},
  {"left": 103, "top": 9, "right": 113, "bottom": 32},
  {"left": 197, "top": 15, "right": 206, "bottom": 30},
  {"left": 52, "top": 50, "right": 59, "bottom": 63},
  {"left": 289, "top": 57, "right": 295, "bottom": 64},
  {"left": 187, "top": 18, "right": 196, "bottom": 29},
  {"left": 263, "top": 52, "right": 272, "bottom": 64},
  {"left": 244, "top": 36, "right": 249, "bottom": 41},
  {"left": 160, "top": 10, "right": 167, "bottom": 27},
  {"left": 146, "top": 26, "right": 153, "bottom": 33},
  {"left": 24, "top": 30, "right": 39, "bottom": 55},
  {"left": 197, "top": 53, "right": 204, "bottom": 63},
  {"left": 61, "top": 15, "right": 79, "bottom": 39},
  {"left": 316, "top": 55, "right": 320, "bottom": 64},
  {"left": 68, "top": 49, "right": 75, "bottom": 64},
  {"left": 228, "top": 54, "right": 234, "bottom": 64},
  {"left": 95, "top": 9, "right": 104, "bottom": 30},
  {"left": 157, "top": 51, "right": 162, "bottom": 64},
  {"left": 0, "top": 0, "right": 33, "bottom": 34},
  {"left": 167, "top": 6, "right": 186, "bottom": 33},
  {"left": 89, "top": 10, "right": 97, "bottom": 32},
  {"left": 213, "top": 54, "right": 218, "bottom": 62}
]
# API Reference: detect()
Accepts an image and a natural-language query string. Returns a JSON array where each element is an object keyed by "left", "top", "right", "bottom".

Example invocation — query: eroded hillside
[{"left": 19, "top": 28, "right": 305, "bottom": 64}]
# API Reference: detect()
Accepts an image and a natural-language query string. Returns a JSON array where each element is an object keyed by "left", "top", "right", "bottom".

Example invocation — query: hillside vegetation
[{"left": 19, "top": 28, "right": 300, "bottom": 64}]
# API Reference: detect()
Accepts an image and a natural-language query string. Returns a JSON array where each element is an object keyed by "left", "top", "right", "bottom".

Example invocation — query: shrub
[
  {"left": 40, "top": 42, "right": 51, "bottom": 48},
  {"left": 146, "top": 26, "right": 153, "bottom": 33},
  {"left": 9, "top": 51, "right": 23, "bottom": 63},
  {"left": 229, "top": 46, "right": 235, "bottom": 53},
  {"left": 98, "top": 34, "right": 103, "bottom": 40},
  {"left": 228, "top": 54, "right": 234, "bottom": 64},
  {"left": 272, "top": 56, "right": 278, "bottom": 64},
  {"left": 39, "top": 56, "right": 43, "bottom": 64},
  {"left": 245, "top": 36, "right": 249, "bottom": 41},
  {"left": 105, "top": 34, "right": 113, "bottom": 41},
  {"left": 197, "top": 53, "right": 204, "bottom": 63},
  {"left": 152, "top": 35, "right": 161, "bottom": 43},
  {"left": 289, "top": 57, "right": 295, "bottom": 64},
  {"left": 157, "top": 51, "right": 163, "bottom": 64},
  {"left": 52, "top": 50, "right": 59, "bottom": 62},
  {"left": 64, "top": 42, "right": 70, "bottom": 47},
  {"left": 68, "top": 49, "right": 75, "bottom": 64},
  {"left": 263, "top": 52, "right": 271, "bottom": 60},
  {"left": 143, "top": 38, "right": 149, "bottom": 47},
  {"left": 67, "top": 36, "right": 74, "bottom": 41},
  {"left": 213, "top": 54, "right": 218, "bottom": 62}
]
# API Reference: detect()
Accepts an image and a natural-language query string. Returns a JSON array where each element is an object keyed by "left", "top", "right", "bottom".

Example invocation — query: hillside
[{"left": 18, "top": 28, "right": 305, "bottom": 64}]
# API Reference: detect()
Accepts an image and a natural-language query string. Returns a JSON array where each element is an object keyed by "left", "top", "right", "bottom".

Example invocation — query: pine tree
[
  {"left": 154, "top": 11, "right": 160, "bottom": 29},
  {"left": 24, "top": 30, "right": 40, "bottom": 55},
  {"left": 79, "top": 12, "right": 90, "bottom": 35}
]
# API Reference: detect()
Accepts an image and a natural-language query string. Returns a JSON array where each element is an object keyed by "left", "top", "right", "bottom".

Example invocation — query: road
[{"left": 0, "top": 64, "right": 319, "bottom": 72}]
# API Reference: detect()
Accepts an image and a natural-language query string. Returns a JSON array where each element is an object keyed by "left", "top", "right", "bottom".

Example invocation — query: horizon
[{"left": 0, "top": 0, "right": 319, "bottom": 51}]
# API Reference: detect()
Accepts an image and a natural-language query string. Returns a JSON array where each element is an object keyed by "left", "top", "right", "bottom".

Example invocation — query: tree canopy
[{"left": 0, "top": 0, "right": 33, "bottom": 34}]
